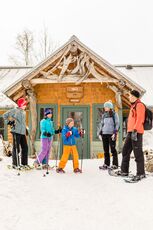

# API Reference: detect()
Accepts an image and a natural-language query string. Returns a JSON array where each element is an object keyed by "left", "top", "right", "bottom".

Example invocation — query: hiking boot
[
  {"left": 56, "top": 168, "right": 65, "bottom": 173},
  {"left": 99, "top": 164, "right": 109, "bottom": 170},
  {"left": 74, "top": 168, "right": 82, "bottom": 173}
]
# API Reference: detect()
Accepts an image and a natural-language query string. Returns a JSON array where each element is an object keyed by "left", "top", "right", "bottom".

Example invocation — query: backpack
[
  {"left": 135, "top": 102, "right": 153, "bottom": 130},
  {"left": 144, "top": 107, "right": 153, "bottom": 130}
]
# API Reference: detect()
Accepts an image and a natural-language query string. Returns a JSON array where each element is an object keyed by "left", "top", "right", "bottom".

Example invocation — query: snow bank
[
  {"left": 143, "top": 129, "right": 153, "bottom": 151},
  {"left": 0, "top": 156, "right": 153, "bottom": 230}
]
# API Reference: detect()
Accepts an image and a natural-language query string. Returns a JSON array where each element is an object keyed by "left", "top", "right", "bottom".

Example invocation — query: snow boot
[
  {"left": 74, "top": 168, "right": 82, "bottom": 173},
  {"left": 56, "top": 168, "right": 65, "bottom": 173}
]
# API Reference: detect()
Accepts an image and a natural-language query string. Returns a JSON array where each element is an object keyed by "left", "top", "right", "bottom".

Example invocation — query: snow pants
[
  {"left": 102, "top": 134, "right": 118, "bottom": 167},
  {"left": 12, "top": 133, "right": 28, "bottom": 166},
  {"left": 59, "top": 145, "right": 79, "bottom": 169},
  {"left": 37, "top": 138, "right": 53, "bottom": 164},
  {"left": 121, "top": 132, "right": 145, "bottom": 175}
]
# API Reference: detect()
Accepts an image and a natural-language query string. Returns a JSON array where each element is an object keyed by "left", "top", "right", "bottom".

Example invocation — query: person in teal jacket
[{"left": 34, "top": 108, "right": 61, "bottom": 169}]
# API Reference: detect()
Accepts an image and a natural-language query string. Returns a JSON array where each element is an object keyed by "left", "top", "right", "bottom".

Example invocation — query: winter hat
[
  {"left": 17, "top": 98, "right": 27, "bottom": 108},
  {"left": 104, "top": 100, "right": 113, "bottom": 109},
  {"left": 130, "top": 90, "right": 140, "bottom": 98},
  {"left": 66, "top": 118, "right": 74, "bottom": 125},
  {"left": 44, "top": 108, "right": 52, "bottom": 116}
]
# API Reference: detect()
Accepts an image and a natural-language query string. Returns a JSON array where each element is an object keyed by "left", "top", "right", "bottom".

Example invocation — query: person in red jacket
[{"left": 120, "top": 90, "right": 146, "bottom": 181}]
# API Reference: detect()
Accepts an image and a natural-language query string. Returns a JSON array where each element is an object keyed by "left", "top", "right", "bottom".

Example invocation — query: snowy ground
[{"left": 0, "top": 154, "right": 153, "bottom": 230}]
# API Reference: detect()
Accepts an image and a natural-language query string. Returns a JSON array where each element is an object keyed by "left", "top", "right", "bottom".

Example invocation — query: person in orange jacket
[{"left": 119, "top": 90, "right": 146, "bottom": 181}]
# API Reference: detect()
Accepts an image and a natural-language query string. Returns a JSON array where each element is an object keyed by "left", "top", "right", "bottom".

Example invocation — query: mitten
[
  {"left": 46, "top": 132, "right": 51, "bottom": 137},
  {"left": 79, "top": 129, "right": 85, "bottom": 138},
  {"left": 7, "top": 120, "right": 15, "bottom": 128},
  {"left": 66, "top": 131, "right": 72, "bottom": 138},
  {"left": 55, "top": 126, "right": 62, "bottom": 134}
]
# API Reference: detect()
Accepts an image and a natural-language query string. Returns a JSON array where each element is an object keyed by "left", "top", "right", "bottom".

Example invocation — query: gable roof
[{"left": 2, "top": 36, "right": 145, "bottom": 100}]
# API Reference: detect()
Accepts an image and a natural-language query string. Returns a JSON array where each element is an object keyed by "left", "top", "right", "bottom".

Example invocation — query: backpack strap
[{"left": 112, "top": 112, "right": 116, "bottom": 130}]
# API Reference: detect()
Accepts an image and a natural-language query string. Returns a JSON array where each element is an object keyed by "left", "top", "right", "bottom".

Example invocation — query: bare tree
[
  {"left": 9, "top": 29, "right": 34, "bottom": 66},
  {"left": 9, "top": 27, "right": 59, "bottom": 66},
  {"left": 33, "top": 25, "right": 59, "bottom": 64}
]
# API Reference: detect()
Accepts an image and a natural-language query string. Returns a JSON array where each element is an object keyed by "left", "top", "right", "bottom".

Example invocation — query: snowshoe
[
  {"left": 21, "top": 165, "right": 34, "bottom": 171},
  {"left": 33, "top": 161, "right": 42, "bottom": 170},
  {"left": 99, "top": 164, "right": 109, "bottom": 170},
  {"left": 124, "top": 174, "right": 146, "bottom": 183},
  {"left": 110, "top": 165, "right": 118, "bottom": 170},
  {"left": 42, "top": 164, "right": 55, "bottom": 170},
  {"left": 7, "top": 165, "right": 20, "bottom": 170},
  {"left": 74, "top": 168, "right": 82, "bottom": 173},
  {"left": 108, "top": 169, "right": 129, "bottom": 177},
  {"left": 56, "top": 168, "right": 65, "bottom": 173}
]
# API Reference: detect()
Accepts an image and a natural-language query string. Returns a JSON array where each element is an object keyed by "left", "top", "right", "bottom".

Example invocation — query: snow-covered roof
[
  {"left": 116, "top": 65, "right": 153, "bottom": 106},
  {"left": 0, "top": 66, "right": 31, "bottom": 108}
]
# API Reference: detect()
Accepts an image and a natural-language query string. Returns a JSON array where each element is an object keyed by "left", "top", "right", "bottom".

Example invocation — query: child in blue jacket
[{"left": 56, "top": 118, "right": 84, "bottom": 173}]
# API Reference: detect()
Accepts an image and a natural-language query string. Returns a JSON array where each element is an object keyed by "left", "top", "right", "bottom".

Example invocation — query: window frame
[
  {"left": 36, "top": 104, "right": 58, "bottom": 140},
  {"left": 92, "top": 103, "right": 104, "bottom": 141}
]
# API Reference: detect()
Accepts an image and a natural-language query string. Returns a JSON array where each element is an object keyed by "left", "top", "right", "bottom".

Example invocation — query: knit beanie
[
  {"left": 66, "top": 118, "right": 74, "bottom": 125},
  {"left": 17, "top": 98, "right": 27, "bottom": 108},
  {"left": 44, "top": 108, "right": 52, "bottom": 116},
  {"left": 130, "top": 90, "right": 140, "bottom": 98},
  {"left": 104, "top": 100, "right": 113, "bottom": 109}
]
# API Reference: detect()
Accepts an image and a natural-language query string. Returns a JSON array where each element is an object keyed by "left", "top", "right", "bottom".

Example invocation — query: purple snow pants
[{"left": 37, "top": 138, "right": 53, "bottom": 164}]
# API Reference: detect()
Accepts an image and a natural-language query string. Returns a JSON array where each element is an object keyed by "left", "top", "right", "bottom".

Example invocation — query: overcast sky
[{"left": 0, "top": 0, "right": 153, "bottom": 65}]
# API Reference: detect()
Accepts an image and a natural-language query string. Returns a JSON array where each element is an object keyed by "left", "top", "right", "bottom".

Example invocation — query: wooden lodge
[{"left": 0, "top": 36, "right": 146, "bottom": 158}]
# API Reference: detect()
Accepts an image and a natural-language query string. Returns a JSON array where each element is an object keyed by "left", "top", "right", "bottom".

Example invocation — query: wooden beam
[
  {"left": 12, "top": 90, "right": 24, "bottom": 101},
  {"left": 30, "top": 77, "right": 118, "bottom": 85}
]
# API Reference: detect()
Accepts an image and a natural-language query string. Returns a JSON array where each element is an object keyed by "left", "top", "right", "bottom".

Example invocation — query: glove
[
  {"left": 111, "top": 129, "right": 117, "bottom": 141},
  {"left": 99, "top": 130, "right": 103, "bottom": 136},
  {"left": 79, "top": 129, "right": 85, "bottom": 138},
  {"left": 43, "top": 132, "right": 52, "bottom": 137},
  {"left": 7, "top": 120, "right": 15, "bottom": 128},
  {"left": 55, "top": 126, "right": 62, "bottom": 134},
  {"left": 131, "top": 130, "right": 137, "bottom": 141},
  {"left": 66, "top": 131, "right": 72, "bottom": 138}
]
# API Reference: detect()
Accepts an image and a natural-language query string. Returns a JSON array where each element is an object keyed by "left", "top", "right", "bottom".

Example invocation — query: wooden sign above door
[{"left": 66, "top": 87, "right": 84, "bottom": 99}]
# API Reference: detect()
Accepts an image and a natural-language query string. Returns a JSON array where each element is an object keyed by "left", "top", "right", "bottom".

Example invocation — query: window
[
  {"left": 0, "top": 115, "right": 7, "bottom": 140},
  {"left": 67, "top": 111, "right": 83, "bottom": 129},
  {"left": 92, "top": 104, "right": 104, "bottom": 141},
  {"left": 36, "top": 104, "right": 58, "bottom": 140}
]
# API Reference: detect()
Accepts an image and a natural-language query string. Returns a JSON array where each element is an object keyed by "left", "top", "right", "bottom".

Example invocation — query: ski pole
[
  {"left": 14, "top": 133, "right": 20, "bottom": 176},
  {"left": 80, "top": 129, "right": 85, "bottom": 172},
  {"left": 55, "top": 133, "right": 61, "bottom": 168},
  {"left": 45, "top": 138, "right": 53, "bottom": 175}
]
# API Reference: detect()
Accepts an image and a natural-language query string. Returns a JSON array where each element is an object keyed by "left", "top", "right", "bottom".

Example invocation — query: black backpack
[
  {"left": 135, "top": 102, "right": 153, "bottom": 130},
  {"left": 144, "top": 107, "right": 153, "bottom": 130}
]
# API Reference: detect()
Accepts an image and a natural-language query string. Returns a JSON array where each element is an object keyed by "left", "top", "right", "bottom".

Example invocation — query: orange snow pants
[{"left": 59, "top": 145, "right": 79, "bottom": 169}]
